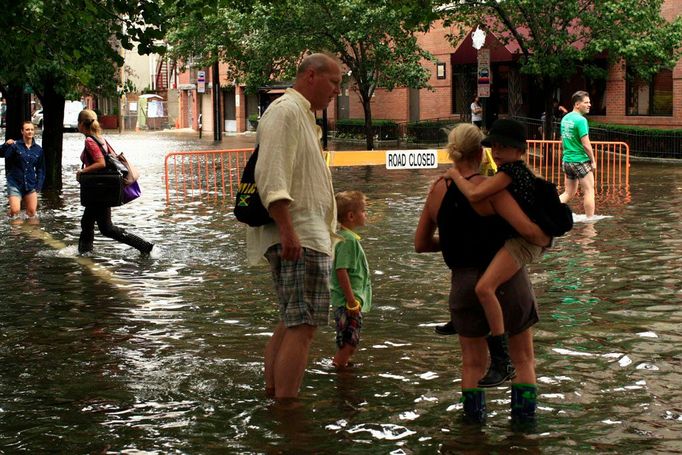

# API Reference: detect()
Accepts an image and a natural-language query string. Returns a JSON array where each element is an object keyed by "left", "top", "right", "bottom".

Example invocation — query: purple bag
[{"left": 122, "top": 181, "right": 142, "bottom": 204}]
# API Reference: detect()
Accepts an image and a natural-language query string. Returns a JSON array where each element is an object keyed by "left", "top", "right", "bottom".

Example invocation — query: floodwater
[{"left": 1, "top": 132, "right": 681, "bottom": 453}]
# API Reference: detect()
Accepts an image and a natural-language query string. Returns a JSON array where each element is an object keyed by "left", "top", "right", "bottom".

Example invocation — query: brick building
[{"left": 174, "top": 0, "right": 681, "bottom": 135}]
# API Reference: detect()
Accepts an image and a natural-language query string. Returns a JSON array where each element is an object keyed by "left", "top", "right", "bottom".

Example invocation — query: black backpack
[
  {"left": 533, "top": 177, "right": 573, "bottom": 237},
  {"left": 233, "top": 146, "right": 274, "bottom": 226}
]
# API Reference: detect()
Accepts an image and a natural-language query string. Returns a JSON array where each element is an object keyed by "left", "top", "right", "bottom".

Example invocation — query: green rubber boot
[
  {"left": 511, "top": 383, "right": 537, "bottom": 430},
  {"left": 461, "top": 388, "right": 486, "bottom": 424}
]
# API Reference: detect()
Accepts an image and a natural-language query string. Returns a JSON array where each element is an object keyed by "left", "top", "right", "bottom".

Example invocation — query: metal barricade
[
  {"left": 165, "top": 142, "right": 630, "bottom": 205},
  {"left": 164, "top": 148, "right": 253, "bottom": 203},
  {"left": 525, "top": 140, "right": 630, "bottom": 190}
]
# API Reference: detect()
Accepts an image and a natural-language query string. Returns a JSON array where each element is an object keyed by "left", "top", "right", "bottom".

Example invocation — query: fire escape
[{"left": 155, "top": 58, "right": 177, "bottom": 98}]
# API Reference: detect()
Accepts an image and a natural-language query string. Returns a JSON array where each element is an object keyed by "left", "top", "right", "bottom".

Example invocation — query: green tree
[
  {"left": 0, "top": 0, "right": 165, "bottom": 190},
  {"left": 438, "top": 0, "right": 682, "bottom": 133},
  {"left": 166, "top": 0, "right": 437, "bottom": 149}
]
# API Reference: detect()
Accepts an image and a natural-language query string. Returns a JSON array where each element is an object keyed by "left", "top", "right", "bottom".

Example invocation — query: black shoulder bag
[
  {"left": 233, "top": 145, "right": 274, "bottom": 226},
  {"left": 79, "top": 136, "right": 125, "bottom": 207}
]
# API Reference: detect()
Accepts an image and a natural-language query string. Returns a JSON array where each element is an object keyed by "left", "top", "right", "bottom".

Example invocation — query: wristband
[{"left": 346, "top": 299, "right": 361, "bottom": 312}]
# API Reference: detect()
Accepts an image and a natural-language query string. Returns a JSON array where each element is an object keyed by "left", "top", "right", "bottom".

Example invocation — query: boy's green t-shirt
[
  {"left": 330, "top": 228, "right": 372, "bottom": 313},
  {"left": 560, "top": 111, "right": 590, "bottom": 163}
]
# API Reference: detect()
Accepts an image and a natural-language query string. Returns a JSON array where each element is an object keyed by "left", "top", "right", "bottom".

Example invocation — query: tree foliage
[
  {"left": 438, "top": 0, "right": 682, "bottom": 129},
  {"left": 166, "top": 0, "right": 437, "bottom": 149},
  {"left": 440, "top": 0, "right": 682, "bottom": 80},
  {"left": 0, "top": 0, "right": 166, "bottom": 189}
]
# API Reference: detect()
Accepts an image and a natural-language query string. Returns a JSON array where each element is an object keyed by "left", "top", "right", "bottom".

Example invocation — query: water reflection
[{"left": 0, "top": 133, "right": 681, "bottom": 452}]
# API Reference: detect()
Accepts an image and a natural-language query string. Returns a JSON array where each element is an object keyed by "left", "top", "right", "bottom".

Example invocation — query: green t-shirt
[
  {"left": 560, "top": 111, "right": 590, "bottom": 163},
  {"left": 330, "top": 228, "right": 372, "bottom": 313}
]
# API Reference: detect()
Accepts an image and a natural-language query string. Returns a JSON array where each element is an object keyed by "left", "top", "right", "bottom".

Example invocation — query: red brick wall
[
  {"left": 347, "top": 88, "right": 408, "bottom": 121},
  {"left": 345, "top": 20, "right": 461, "bottom": 123},
  {"left": 661, "top": 0, "right": 681, "bottom": 21}
]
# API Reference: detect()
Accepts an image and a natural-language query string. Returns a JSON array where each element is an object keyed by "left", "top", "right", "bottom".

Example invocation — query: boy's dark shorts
[
  {"left": 449, "top": 267, "right": 538, "bottom": 338},
  {"left": 334, "top": 306, "right": 363, "bottom": 349}
]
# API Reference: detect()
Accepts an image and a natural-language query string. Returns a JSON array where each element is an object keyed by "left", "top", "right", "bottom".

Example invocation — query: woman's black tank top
[{"left": 437, "top": 177, "right": 512, "bottom": 269}]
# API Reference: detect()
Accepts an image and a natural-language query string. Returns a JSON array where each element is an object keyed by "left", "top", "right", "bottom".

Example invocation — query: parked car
[
  {"left": 63, "top": 100, "right": 83, "bottom": 130},
  {"left": 31, "top": 109, "right": 44, "bottom": 128},
  {"left": 30, "top": 101, "right": 83, "bottom": 130}
]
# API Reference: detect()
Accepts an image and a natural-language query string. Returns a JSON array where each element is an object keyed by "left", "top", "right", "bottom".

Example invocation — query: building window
[
  {"left": 437, "top": 62, "right": 446, "bottom": 80},
  {"left": 627, "top": 67, "right": 673, "bottom": 116}
]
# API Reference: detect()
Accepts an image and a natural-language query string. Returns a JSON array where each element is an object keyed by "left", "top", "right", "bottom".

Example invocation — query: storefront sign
[
  {"left": 477, "top": 49, "right": 491, "bottom": 98},
  {"left": 197, "top": 70, "right": 206, "bottom": 94}
]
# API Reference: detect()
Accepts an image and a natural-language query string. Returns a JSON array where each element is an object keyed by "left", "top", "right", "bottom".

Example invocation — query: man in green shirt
[{"left": 559, "top": 91, "right": 597, "bottom": 218}]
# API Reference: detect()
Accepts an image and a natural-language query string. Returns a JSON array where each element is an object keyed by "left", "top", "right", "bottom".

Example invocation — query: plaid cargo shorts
[{"left": 265, "top": 244, "right": 332, "bottom": 327}]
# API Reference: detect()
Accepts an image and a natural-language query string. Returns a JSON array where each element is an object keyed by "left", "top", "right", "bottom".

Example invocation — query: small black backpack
[
  {"left": 533, "top": 177, "right": 574, "bottom": 237},
  {"left": 233, "top": 146, "right": 274, "bottom": 226}
]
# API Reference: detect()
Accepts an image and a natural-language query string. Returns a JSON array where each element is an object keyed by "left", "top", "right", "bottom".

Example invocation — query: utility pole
[
  {"left": 212, "top": 61, "right": 221, "bottom": 141},
  {"left": 119, "top": 47, "right": 125, "bottom": 134}
]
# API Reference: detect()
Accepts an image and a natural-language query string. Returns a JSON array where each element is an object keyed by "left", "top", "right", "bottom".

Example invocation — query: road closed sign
[{"left": 386, "top": 150, "right": 438, "bottom": 169}]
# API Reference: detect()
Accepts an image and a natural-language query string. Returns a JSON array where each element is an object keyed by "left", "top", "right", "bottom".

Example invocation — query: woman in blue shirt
[{"left": 1, "top": 121, "right": 45, "bottom": 220}]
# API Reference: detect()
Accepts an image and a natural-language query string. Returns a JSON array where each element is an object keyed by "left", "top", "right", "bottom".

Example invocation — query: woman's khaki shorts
[
  {"left": 505, "top": 237, "right": 544, "bottom": 267},
  {"left": 449, "top": 266, "right": 538, "bottom": 338}
]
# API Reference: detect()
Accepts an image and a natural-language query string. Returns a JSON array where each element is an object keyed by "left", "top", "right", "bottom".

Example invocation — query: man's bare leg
[
  {"left": 274, "top": 324, "right": 316, "bottom": 399},
  {"left": 580, "top": 172, "right": 596, "bottom": 218},
  {"left": 264, "top": 321, "right": 287, "bottom": 397}
]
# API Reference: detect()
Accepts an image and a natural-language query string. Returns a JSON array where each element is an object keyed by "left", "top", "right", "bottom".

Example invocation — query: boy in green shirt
[{"left": 331, "top": 191, "right": 372, "bottom": 368}]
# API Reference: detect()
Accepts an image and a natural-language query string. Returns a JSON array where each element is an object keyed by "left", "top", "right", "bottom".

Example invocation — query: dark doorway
[{"left": 223, "top": 87, "right": 236, "bottom": 132}]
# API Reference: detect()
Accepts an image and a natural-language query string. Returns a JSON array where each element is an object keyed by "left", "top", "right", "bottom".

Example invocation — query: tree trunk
[
  {"left": 3, "top": 84, "right": 28, "bottom": 141},
  {"left": 361, "top": 96, "right": 374, "bottom": 150},
  {"left": 38, "top": 83, "right": 66, "bottom": 191},
  {"left": 541, "top": 77, "right": 554, "bottom": 141}
]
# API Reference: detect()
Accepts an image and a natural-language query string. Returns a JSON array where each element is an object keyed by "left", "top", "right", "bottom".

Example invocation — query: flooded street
[{"left": 1, "top": 131, "right": 681, "bottom": 453}]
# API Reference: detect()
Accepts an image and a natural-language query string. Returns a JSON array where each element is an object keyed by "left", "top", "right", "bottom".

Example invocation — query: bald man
[{"left": 247, "top": 53, "right": 342, "bottom": 399}]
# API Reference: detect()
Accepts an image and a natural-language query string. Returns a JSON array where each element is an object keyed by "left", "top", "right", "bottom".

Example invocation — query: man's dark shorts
[
  {"left": 449, "top": 267, "right": 538, "bottom": 337},
  {"left": 562, "top": 161, "right": 593, "bottom": 180}
]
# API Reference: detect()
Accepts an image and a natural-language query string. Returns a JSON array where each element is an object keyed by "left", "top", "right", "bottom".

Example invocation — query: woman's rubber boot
[
  {"left": 121, "top": 231, "right": 154, "bottom": 255},
  {"left": 460, "top": 388, "right": 486, "bottom": 424},
  {"left": 78, "top": 239, "right": 94, "bottom": 254},
  {"left": 511, "top": 383, "right": 537, "bottom": 431},
  {"left": 478, "top": 333, "right": 516, "bottom": 388}
]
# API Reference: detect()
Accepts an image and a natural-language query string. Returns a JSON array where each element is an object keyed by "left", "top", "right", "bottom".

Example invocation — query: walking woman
[
  {"left": 415, "top": 124, "right": 545, "bottom": 425},
  {"left": 1, "top": 121, "right": 44, "bottom": 222},
  {"left": 76, "top": 109, "right": 153, "bottom": 255}
]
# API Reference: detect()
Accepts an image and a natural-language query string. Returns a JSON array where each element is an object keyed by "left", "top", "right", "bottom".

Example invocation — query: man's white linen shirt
[{"left": 247, "top": 88, "right": 337, "bottom": 265}]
